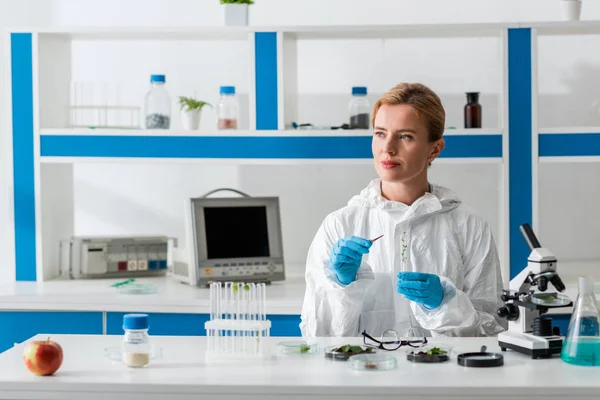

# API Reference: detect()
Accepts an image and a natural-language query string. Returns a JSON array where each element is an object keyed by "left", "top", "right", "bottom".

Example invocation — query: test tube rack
[{"left": 205, "top": 282, "right": 272, "bottom": 362}]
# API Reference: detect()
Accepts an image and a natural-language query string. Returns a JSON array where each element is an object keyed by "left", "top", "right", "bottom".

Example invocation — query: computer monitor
[{"left": 184, "top": 196, "right": 286, "bottom": 286}]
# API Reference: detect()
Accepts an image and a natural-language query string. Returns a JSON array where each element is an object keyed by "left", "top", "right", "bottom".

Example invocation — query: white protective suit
[{"left": 300, "top": 178, "right": 507, "bottom": 338}]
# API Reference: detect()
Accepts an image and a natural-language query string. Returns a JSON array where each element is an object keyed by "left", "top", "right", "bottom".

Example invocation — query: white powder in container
[{"left": 123, "top": 352, "right": 150, "bottom": 367}]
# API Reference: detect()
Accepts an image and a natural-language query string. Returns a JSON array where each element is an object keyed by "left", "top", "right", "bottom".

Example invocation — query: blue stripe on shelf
[
  {"left": 441, "top": 135, "right": 502, "bottom": 158},
  {"left": 41, "top": 134, "right": 502, "bottom": 159},
  {"left": 508, "top": 28, "right": 532, "bottom": 280},
  {"left": 254, "top": 32, "right": 278, "bottom": 130},
  {"left": 11, "top": 33, "right": 36, "bottom": 282},
  {"left": 540, "top": 133, "right": 600, "bottom": 157}
]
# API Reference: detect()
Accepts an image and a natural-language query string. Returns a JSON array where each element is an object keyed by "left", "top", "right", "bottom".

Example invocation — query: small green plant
[
  {"left": 332, "top": 345, "right": 373, "bottom": 354},
  {"left": 178, "top": 96, "right": 211, "bottom": 112},
  {"left": 220, "top": 0, "right": 254, "bottom": 4},
  {"left": 401, "top": 231, "right": 408, "bottom": 266},
  {"left": 426, "top": 347, "right": 447, "bottom": 356},
  {"left": 299, "top": 345, "right": 310, "bottom": 354}
]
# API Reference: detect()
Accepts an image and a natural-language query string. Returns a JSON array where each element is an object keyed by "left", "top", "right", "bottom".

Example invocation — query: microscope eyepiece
[{"left": 519, "top": 223, "right": 542, "bottom": 251}]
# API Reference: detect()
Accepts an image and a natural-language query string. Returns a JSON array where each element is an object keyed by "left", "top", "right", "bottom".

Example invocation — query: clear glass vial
[
  {"left": 122, "top": 313, "right": 151, "bottom": 368},
  {"left": 217, "top": 86, "right": 239, "bottom": 130},
  {"left": 144, "top": 74, "right": 171, "bottom": 129},
  {"left": 349, "top": 86, "right": 370, "bottom": 129}
]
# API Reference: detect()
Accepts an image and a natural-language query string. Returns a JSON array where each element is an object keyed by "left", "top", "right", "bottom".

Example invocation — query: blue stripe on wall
[
  {"left": 41, "top": 134, "right": 502, "bottom": 159},
  {"left": 11, "top": 33, "right": 36, "bottom": 282},
  {"left": 254, "top": 32, "right": 278, "bottom": 130},
  {"left": 540, "top": 133, "right": 600, "bottom": 157},
  {"left": 106, "top": 312, "right": 209, "bottom": 336},
  {"left": 508, "top": 28, "right": 533, "bottom": 280}
]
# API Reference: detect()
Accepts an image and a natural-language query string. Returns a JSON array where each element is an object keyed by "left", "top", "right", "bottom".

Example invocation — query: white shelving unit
[
  {"left": 8, "top": 22, "right": 511, "bottom": 283},
  {"left": 530, "top": 26, "right": 600, "bottom": 266},
  {"left": 10, "top": 20, "right": 600, "bottom": 285}
]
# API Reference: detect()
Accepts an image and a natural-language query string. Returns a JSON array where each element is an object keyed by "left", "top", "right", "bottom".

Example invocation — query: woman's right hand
[{"left": 329, "top": 236, "right": 372, "bottom": 285}]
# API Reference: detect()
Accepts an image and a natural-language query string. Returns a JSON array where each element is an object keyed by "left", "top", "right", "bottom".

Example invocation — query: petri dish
[
  {"left": 277, "top": 340, "right": 319, "bottom": 355},
  {"left": 457, "top": 351, "right": 504, "bottom": 367},
  {"left": 530, "top": 292, "right": 572, "bottom": 307},
  {"left": 405, "top": 344, "right": 453, "bottom": 363},
  {"left": 117, "top": 283, "right": 157, "bottom": 295},
  {"left": 349, "top": 353, "right": 397, "bottom": 371},
  {"left": 324, "top": 345, "right": 377, "bottom": 361},
  {"left": 104, "top": 346, "right": 163, "bottom": 362}
]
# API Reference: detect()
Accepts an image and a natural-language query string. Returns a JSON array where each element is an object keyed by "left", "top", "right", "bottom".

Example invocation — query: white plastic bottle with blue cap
[
  {"left": 122, "top": 313, "right": 151, "bottom": 368},
  {"left": 349, "top": 86, "right": 370, "bottom": 129},
  {"left": 217, "top": 86, "right": 239, "bottom": 130},
  {"left": 145, "top": 74, "right": 171, "bottom": 129}
]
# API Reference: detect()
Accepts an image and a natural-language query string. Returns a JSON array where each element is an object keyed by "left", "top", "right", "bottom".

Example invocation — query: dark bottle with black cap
[{"left": 464, "top": 92, "right": 482, "bottom": 128}]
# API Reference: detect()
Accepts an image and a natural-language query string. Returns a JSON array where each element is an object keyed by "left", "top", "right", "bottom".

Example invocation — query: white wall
[
  {"left": 294, "top": 36, "right": 502, "bottom": 129},
  {"left": 2, "top": 0, "right": 600, "bottom": 283}
]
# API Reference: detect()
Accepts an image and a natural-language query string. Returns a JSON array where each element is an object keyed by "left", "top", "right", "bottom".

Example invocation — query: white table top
[
  {"left": 0, "top": 334, "right": 599, "bottom": 400},
  {"left": 0, "top": 275, "right": 306, "bottom": 314}
]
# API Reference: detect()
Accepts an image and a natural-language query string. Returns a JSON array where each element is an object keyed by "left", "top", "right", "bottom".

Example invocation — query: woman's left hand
[{"left": 396, "top": 272, "right": 444, "bottom": 310}]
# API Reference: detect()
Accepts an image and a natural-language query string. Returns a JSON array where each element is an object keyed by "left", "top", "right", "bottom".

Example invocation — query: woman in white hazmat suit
[{"left": 300, "top": 82, "right": 507, "bottom": 338}]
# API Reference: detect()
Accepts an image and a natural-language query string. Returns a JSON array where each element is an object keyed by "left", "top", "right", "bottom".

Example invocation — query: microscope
[{"left": 497, "top": 223, "right": 572, "bottom": 359}]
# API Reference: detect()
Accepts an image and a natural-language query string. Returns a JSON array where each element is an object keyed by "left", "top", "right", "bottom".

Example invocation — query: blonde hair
[{"left": 371, "top": 83, "right": 445, "bottom": 142}]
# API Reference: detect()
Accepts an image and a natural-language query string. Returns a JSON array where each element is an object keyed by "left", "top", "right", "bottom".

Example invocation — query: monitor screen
[{"left": 203, "top": 206, "right": 270, "bottom": 259}]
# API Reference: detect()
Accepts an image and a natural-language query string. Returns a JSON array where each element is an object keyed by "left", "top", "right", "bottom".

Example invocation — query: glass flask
[{"left": 561, "top": 276, "right": 600, "bottom": 366}]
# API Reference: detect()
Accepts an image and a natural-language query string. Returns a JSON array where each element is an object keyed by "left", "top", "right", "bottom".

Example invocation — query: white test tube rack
[{"left": 205, "top": 282, "right": 272, "bottom": 362}]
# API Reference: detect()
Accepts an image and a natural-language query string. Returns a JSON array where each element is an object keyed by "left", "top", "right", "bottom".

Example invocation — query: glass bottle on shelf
[
  {"left": 349, "top": 86, "right": 370, "bottom": 129},
  {"left": 217, "top": 86, "right": 239, "bottom": 130},
  {"left": 464, "top": 92, "right": 482, "bottom": 128},
  {"left": 144, "top": 74, "right": 171, "bottom": 129}
]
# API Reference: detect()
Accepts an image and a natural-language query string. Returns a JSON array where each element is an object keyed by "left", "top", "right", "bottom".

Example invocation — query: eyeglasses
[{"left": 362, "top": 329, "right": 428, "bottom": 351}]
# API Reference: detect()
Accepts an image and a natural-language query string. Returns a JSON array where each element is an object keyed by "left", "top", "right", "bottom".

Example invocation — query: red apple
[{"left": 22, "top": 337, "right": 63, "bottom": 376}]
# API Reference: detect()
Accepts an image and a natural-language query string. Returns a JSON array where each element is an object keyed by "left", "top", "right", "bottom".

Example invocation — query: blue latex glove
[
  {"left": 397, "top": 272, "right": 444, "bottom": 310},
  {"left": 329, "top": 236, "right": 372, "bottom": 285}
]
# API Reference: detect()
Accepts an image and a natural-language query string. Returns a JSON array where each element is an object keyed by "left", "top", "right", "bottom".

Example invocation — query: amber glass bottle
[{"left": 464, "top": 92, "right": 482, "bottom": 128}]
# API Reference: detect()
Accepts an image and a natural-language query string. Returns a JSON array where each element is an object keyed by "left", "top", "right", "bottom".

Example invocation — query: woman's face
[{"left": 372, "top": 103, "right": 444, "bottom": 184}]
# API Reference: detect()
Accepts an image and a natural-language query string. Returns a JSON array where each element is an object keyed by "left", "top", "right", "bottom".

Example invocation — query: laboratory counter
[
  {"left": 0, "top": 334, "right": 598, "bottom": 400},
  {"left": 0, "top": 275, "right": 306, "bottom": 314},
  {"left": 0, "top": 273, "right": 588, "bottom": 315},
  {"left": 0, "top": 273, "right": 586, "bottom": 353}
]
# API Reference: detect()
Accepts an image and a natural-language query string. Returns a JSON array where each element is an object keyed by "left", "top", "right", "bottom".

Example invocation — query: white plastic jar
[{"left": 122, "top": 313, "right": 151, "bottom": 368}]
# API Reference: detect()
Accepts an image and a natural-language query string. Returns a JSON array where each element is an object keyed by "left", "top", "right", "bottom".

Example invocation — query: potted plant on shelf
[
  {"left": 178, "top": 96, "right": 211, "bottom": 131},
  {"left": 560, "top": 0, "right": 582, "bottom": 21},
  {"left": 220, "top": 0, "right": 254, "bottom": 26}
]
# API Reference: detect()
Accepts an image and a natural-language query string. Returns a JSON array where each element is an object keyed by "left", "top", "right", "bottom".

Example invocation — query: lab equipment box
[{"left": 59, "top": 236, "right": 176, "bottom": 279}]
